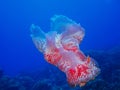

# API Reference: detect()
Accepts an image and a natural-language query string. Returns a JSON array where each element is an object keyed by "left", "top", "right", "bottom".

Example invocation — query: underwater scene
[{"left": 0, "top": 0, "right": 120, "bottom": 90}]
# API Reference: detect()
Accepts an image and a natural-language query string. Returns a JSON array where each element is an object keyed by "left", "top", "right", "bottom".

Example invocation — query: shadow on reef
[{"left": 0, "top": 46, "right": 120, "bottom": 90}]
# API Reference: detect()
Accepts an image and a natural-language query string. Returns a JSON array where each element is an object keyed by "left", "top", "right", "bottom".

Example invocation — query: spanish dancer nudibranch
[{"left": 30, "top": 15, "right": 100, "bottom": 87}]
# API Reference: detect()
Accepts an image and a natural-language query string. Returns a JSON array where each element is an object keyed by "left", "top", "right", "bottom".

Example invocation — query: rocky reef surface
[{"left": 0, "top": 46, "right": 120, "bottom": 90}]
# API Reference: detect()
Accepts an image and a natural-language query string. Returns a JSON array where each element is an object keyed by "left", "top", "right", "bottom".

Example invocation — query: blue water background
[{"left": 0, "top": 0, "right": 120, "bottom": 76}]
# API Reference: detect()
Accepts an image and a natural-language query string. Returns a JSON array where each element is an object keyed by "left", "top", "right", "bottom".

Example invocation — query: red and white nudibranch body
[{"left": 30, "top": 15, "right": 100, "bottom": 87}]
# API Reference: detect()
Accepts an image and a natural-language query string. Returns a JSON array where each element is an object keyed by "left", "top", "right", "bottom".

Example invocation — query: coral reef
[{"left": 0, "top": 46, "right": 120, "bottom": 90}]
